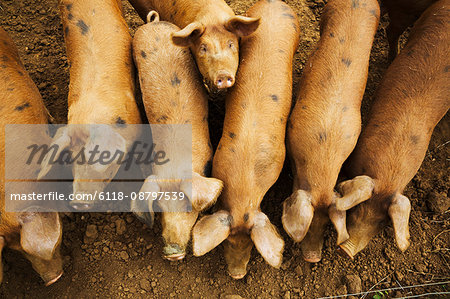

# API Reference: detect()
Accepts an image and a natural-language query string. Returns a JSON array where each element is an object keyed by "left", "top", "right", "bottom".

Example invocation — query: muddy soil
[{"left": 0, "top": 0, "right": 448, "bottom": 298}]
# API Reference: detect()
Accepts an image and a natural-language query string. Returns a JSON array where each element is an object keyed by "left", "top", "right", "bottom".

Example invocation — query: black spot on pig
[
  {"left": 282, "top": 13, "right": 295, "bottom": 19},
  {"left": 66, "top": 3, "right": 72, "bottom": 11},
  {"left": 270, "top": 94, "right": 279, "bottom": 102},
  {"left": 229, "top": 148, "right": 235, "bottom": 153},
  {"left": 280, "top": 117, "right": 284, "bottom": 123},
  {"left": 141, "top": 50, "right": 147, "bottom": 58},
  {"left": 203, "top": 160, "right": 212, "bottom": 176},
  {"left": 219, "top": 215, "right": 232, "bottom": 226},
  {"left": 157, "top": 115, "right": 168, "bottom": 122},
  {"left": 7, "top": 87, "right": 14, "bottom": 91},
  {"left": 302, "top": 105, "right": 307, "bottom": 110},
  {"left": 0, "top": 64, "right": 6, "bottom": 69},
  {"left": 342, "top": 58, "right": 352, "bottom": 67},
  {"left": 65, "top": 27, "right": 69, "bottom": 35},
  {"left": 410, "top": 135, "right": 420, "bottom": 144},
  {"left": 76, "top": 20, "right": 89, "bottom": 35},
  {"left": 155, "top": 36, "right": 160, "bottom": 42},
  {"left": 229, "top": 132, "right": 236, "bottom": 139},
  {"left": 171, "top": 73, "right": 181, "bottom": 86},
  {"left": 172, "top": 0, "right": 177, "bottom": 6},
  {"left": 18, "top": 70, "right": 24, "bottom": 76},
  {"left": 342, "top": 106, "right": 348, "bottom": 112},
  {"left": 243, "top": 213, "right": 249, "bottom": 223},
  {"left": 68, "top": 13, "right": 73, "bottom": 20},
  {"left": 278, "top": 49, "right": 285, "bottom": 53},
  {"left": 116, "top": 117, "right": 126, "bottom": 126},
  {"left": 1, "top": 55, "right": 9, "bottom": 62},
  {"left": 369, "top": 9, "right": 378, "bottom": 18},
  {"left": 352, "top": 0, "right": 360, "bottom": 8},
  {"left": 444, "top": 65, "right": 449, "bottom": 73},
  {"left": 329, "top": 32, "right": 335, "bottom": 38},
  {"left": 15, "top": 102, "right": 30, "bottom": 111},
  {"left": 318, "top": 132, "right": 327, "bottom": 144},
  {"left": 218, "top": 145, "right": 222, "bottom": 151}
]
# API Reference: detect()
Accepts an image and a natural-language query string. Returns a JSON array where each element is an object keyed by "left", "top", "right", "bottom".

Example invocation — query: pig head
[
  {"left": 172, "top": 15, "right": 260, "bottom": 92},
  {"left": 37, "top": 124, "right": 130, "bottom": 210},
  {"left": 193, "top": 207, "right": 284, "bottom": 279}
]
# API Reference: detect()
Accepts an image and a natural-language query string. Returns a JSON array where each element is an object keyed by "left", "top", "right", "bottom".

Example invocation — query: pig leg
[
  {"left": 300, "top": 210, "right": 329, "bottom": 263},
  {"left": 335, "top": 175, "right": 375, "bottom": 211},
  {"left": 224, "top": 233, "right": 253, "bottom": 279},
  {"left": 388, "top": 193, "right": 411, "bottom": 252}
]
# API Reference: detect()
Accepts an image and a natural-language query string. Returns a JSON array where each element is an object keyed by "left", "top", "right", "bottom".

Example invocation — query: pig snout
[
  {"left": 44, "top": 271, "right": 63, "bottom": 286},
  {"left": 223, "top": 234, "right": 253, "bottom": 279},
  {"left": 214, "top": 71, "right": 235, "bottom": 90},
  {"left": 163, "top": 244, "right": 186, "bottom": 261}
]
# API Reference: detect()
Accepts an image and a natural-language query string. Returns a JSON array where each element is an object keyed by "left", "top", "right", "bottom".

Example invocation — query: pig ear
[
  {"left": 225, "top": 15, "right": 260, "bottom": 37},
  {"left": 282, "top": 190, "right": 314, "bottom": 242},
  {"left": 180, "top": 172, "right": 223, "bottom": 212},
  {"left": 251, "top": 212, "right": 284, "bottom": 268},
  {"left": 86, "top": 125, "right": 127, "bottom": 175},
  {"left": 192, "top": 210, "right": 231, "bottom": 256},
  {"left": 336, "top": 175, "right": 375, "bottom": 211},
  {"left": 329, "top": 197, "right": 349, "bottom": 245},
  {"left": 172, "top": 22, "right": 205, "bottom": 47},
  {"left": 37, "top": 127, "right": 71, "bottom": 180},
  {"left": 388, "top": 194, "right": 411, "bottom": 252},
  {"left": 132, "top": 175, "right": 158, "bottom": 227},
  {"left": 19, "top": 212, "right": 62, "bottom": 261},
  {"left": 0, "top": 236, "right": 4, "bottom": 284}
]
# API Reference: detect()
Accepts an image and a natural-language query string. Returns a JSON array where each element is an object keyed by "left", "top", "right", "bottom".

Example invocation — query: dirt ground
[{"left": 1, "top": 0, "right": 449, "bottom": 298}]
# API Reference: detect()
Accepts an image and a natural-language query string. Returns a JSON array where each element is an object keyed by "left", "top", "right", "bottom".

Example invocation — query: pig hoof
[
  {"left": 302, "top": 251, "right": 322, "bottom": 263},
  {"left": 165, "top": 253, "right": 186, "bottom": 261},
  {"left": 45, "top": 271, "right": 63, "bottom": 286}
]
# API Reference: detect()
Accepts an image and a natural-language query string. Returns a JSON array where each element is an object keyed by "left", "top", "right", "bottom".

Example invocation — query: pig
[
  {"left": 127, "top": 0, "right": 260, "bottom": 92},
  {"left": 381, "top": 0, "right": 437, "bottom": 60},
  {"left": 131, "top": 11, "right": 224, "bottom": 261},
  {"left": 191, "top": 0, "right": 300, "bottom": 279},
  {"left": 281, "top": 0, "right": 380, "bottom": 263},
  {"left": 37, "top": 0, "right": 142, "bottom": 210},
  {"left": 337, "top": 0, "right": 449, "bottom": 258},
  {"left": 0, "top": 27, "right": 63, "bottom": 285}
]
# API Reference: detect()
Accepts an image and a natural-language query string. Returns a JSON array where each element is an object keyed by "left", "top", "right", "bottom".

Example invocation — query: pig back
[
  {"left": 346, "top": 0, "right": 450, "bottom": 192},
  {"left": 0, "top": 28, "right": 50, "bottom": 228},
  {"left": 133, "top": 20, "right": 211, "bottom": 174},
  {"left": 213, "top": 0, "right": 299, "bottom": 205}
]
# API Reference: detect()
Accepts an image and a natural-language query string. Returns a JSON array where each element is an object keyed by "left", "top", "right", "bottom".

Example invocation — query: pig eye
[{"left": 199, "top": 44, "right": 208, "bottom": 55}]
